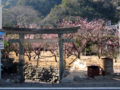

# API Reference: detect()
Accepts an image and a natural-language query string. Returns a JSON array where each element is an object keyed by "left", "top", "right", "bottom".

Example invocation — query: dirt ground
[
  {"left": 2, "top": 51, "right": 120, "bottom": 80},
  {"left": 8, "top": 51, "right": 102, "bottom": 68},
  {"left": 8, "top": 51, "right": 120, "bottom": 68}
]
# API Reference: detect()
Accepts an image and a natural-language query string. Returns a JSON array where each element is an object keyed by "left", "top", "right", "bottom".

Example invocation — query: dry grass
[
  {"left": 2, "top": 51, "right": 120, "bottom": 80},
  {"left": 8, "top": 51, "right": 120, "bottom": 69}
]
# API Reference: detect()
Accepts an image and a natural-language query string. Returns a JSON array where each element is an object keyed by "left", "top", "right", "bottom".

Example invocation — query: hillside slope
[
  {"left": 1, "top": 0, "right": 120, "bottom": 26},
  {"left": 43, "top": 0, "right": 118, "bottom": 24}
]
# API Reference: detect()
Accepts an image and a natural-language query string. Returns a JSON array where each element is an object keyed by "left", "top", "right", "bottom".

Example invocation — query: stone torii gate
[{"left": 1, "top": 26, "right": 80, "bottom": 80}]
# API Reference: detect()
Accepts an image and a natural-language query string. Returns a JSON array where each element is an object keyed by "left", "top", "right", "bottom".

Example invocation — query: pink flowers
[{"left": 3, "top": 18, "right": 118, "bottom": 62}]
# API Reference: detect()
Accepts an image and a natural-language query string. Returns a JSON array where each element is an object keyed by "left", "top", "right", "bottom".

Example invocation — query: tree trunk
[
  {"left": 36, "top": 51, "right": 40, "bottom": 67},
  {"left": 54, "top": 54, "right": 57, "bottom": 62},
  {"left": 98, "top": 46, "right": 101, "bottom": 59},
  {"left": 28, "top": 52, "right": 31, "bottom": 61},
  {"left": 78, "top": 52, "right": 80, "bottom": 59},
  {"left": 15, "top": 50, "right": 19, "bottom": 56},
  {"left": 69, "top": 57, "right": 77, "bottom": 65},
  {"left": 63, "top": 59, "right": 66, "bottom": 70},
  {"left": 69, "top": 52, "right": 80, "bottom": 65},
  {"left": 37, "top": 55, "right": 39, "bottom": 67},
  {"left": 16, "top": 52, "right": 18, "bottom": 56}
]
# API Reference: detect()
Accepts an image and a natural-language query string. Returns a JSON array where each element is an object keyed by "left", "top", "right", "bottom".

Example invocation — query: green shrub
[{"left": 2, "top": 59, "right": 19, "bottom": 74}]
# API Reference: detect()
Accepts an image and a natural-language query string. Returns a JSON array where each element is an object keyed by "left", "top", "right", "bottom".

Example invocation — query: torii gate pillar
[
  {"left": 58, "top": 33, "right": 64, "bottom": 80},
  {"left": 19, "top": 34, "right": 24, "bottom": 77}
]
